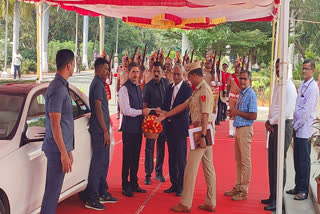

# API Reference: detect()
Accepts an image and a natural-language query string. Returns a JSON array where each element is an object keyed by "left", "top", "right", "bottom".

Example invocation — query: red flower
[{"left": 142, "top": 115, "right": 162, "bottom": 133}]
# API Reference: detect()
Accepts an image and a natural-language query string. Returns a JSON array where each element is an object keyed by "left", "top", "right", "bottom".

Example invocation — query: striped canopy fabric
[{"left": 21, "top": 0, "right": 279, "bottom": 29}]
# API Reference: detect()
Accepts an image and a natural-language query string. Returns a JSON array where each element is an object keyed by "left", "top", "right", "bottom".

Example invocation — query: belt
[
  {"left": 229, "top": 92, "right": 239, "bottom": 99},
  {"left": 192, "top": 121, "right": 213, "bottom": 128}
]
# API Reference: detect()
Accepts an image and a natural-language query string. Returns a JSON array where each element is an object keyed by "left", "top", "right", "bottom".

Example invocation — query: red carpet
[{"left": 57, "top": 115, "right": 270, "bottom": 214}]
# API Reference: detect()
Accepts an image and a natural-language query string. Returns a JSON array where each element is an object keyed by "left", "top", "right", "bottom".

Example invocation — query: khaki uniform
[
  {"left": 203, "top": 69, "right": 219, "bottom": 115},
  {"left": 180, "top": 80, "right": 216, "bottom": 208}
]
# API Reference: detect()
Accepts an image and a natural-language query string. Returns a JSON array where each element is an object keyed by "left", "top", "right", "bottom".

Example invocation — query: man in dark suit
[{"left": 162, "top": 63, "right": 192, "bottom": 196}]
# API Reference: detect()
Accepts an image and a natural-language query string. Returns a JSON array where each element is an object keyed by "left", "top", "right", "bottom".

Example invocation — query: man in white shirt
[
  {"left": 262, "top": 59, "right": 297, "bottom": 211},
  {"left": 14, "top": 50, "right": 22, "bottom": 79},
  {"left": 286, "top": 59, "right": 319, "bottom": 200}
]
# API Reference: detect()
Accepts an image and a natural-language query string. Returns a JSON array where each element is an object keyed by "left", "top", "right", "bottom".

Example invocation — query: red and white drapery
[{"left": 21, "top": 0, "right": 280, "bottom": 29}]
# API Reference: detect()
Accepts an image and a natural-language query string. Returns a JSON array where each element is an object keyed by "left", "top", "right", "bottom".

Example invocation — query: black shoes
[
  {"left": 164, "top": 185, "right": 177, "bottom": 193},
  {"left": 99, "top": 192, "right": 118, "bottom": 203},
  {"left": 85, "top": 200, "right": 105, "bottom": 211},
  {"left": 134, "top": 187, "right": 147, "bottom": 193},
  {"left": 144, "top": 177, "right": 151, "bottom": 185},
  {"left": 261, "top": 198, "right": 272, "bottom": 204},
  {"left": 155, "top": 175, "right": 166, "bottom": 182},
  {"left": 286, "top": 188, "right": 298, "bottom": 195},
  {"left": 264, "top": 202, "right": 276, "bottom": 211},
  {"left": 122, "top": 188, "right": 134, "bottom": 197}
]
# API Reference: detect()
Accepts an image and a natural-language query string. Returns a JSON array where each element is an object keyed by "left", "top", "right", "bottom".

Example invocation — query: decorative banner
[{"left": 122, "top": 13, "right": 227, "bottom": 30}]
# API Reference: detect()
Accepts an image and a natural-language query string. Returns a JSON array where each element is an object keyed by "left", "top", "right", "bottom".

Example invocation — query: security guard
[
  {"left": 41, "top": 49, "right": 75, "bottom": 214},
  {"left": 156, "top": 61, "right": 216, "bottom": 212}
]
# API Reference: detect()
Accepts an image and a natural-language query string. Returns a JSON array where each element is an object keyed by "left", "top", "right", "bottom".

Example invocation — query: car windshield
[{"left": 0, "top": 94, "right": 25, "bottom": 139}]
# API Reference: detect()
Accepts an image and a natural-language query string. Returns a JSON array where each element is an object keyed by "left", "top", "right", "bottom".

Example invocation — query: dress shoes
[
  {"left": 170, "top": 203, "right": 191, "bottom": 213},
  {"left": 198, "top": 204, "right": 216, "bottom": 212},
  {"left": 261, "top": 198, "right": 272, "bottom": 204},
  {"left": 232, "top": 192, "right": 248, "bottom": 201},
  {"left": 286, "top": 188, "right": 298, "bottom": 195},
  {"left": 164, "top": 185, "right": 177, "bottom": 193},
  {"left": 224, "top": 187, "right": 239, "bottom": 197},
  {"left": 264, "top": 202, "right": 276, "bottom": 211},
  {"left": 134, "top": 187, "right": 147, "bottom": 193},
  {"left": 122, "top": 189, "right": 134, "bottom": 197},
  {"left": 144, "top": 177, "right": 151, "bottom": 185},
  {"left": 155, "top": 175, "right": 166, "bottom": 182}
]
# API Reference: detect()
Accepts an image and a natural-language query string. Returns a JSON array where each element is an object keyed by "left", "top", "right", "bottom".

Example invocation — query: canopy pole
[
  {"left": 36, "top": 3, "right": 43, "bottom": 82},
  {"left": 276, "top": 0, "right": 290, "bottom": 212},
  {"left": 75, "top": 13, "right": 78, "bottom": 73},
  {"left": 99, "top": 16, "right": 104, "bottom": 56},
  {"left": 269, "top": 19, "right": 276, "bottom": 109},
  {"left": 2, "top": 0, "right": 9, "bottom": 77}
]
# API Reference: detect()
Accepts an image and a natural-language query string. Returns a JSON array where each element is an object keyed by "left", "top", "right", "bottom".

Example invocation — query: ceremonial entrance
[{"left": 56, "top": 114, "right": 270, "bottom": 214}]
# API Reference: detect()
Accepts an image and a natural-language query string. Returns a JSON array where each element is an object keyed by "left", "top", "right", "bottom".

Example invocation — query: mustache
[{"left": 154, "top": 75, "right": 160, "bottom": 78}]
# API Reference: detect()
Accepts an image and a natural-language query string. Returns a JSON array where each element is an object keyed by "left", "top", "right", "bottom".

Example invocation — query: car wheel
[{"left": 0, "top": 199, "right": 6, "bottom": 214}]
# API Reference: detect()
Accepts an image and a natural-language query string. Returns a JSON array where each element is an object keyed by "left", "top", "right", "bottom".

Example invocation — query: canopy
[{"left": 22, "top": 0, "right": 279, "bottom": 29}]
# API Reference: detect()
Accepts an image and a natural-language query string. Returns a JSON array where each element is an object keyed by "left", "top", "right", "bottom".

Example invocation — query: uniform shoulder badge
[{"left": 201, "top": 95, "right": 206, "bottom": 102}]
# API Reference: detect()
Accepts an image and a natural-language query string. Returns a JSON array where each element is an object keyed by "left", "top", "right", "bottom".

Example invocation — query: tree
[
  {"left": 11, "top": 0, "right": 20, "bottom": 74},
  {"left": 290, "top": 0, "right": 320, "bottom": 59},
  {"left": 42, "top": 2, "right": 49, "bottom": 72},
  {"left": 82, "top": 15, "right": 89, "bottom": 69}
]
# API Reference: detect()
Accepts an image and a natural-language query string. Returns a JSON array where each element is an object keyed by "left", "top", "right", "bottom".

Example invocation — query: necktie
[{"left": 170, "top": 85, "right": 178, "bottom": 109}]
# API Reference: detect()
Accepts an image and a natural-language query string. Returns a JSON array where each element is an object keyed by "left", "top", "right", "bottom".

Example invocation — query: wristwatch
[{"left": 200, "top": 134, "right": 206, "bottom": 138}]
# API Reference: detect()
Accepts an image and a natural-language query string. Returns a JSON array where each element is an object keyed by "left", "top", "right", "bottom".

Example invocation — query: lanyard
[
  {"left": 236, "top": 87, "right": 250, "bottom": 109},
  {"left": 301, "top": 79, "right": 314, "bottom": 97}
]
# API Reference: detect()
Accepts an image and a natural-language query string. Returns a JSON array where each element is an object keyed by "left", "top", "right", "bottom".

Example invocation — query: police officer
[
  {"left": 41, "top": 49, "right": 75, "bottom": 214},
  {"left": 156, "top": 61, "right": 216, "bottom": 212},
  {"left": 85, "top": 58, "right": 117, "bottom": 211}
]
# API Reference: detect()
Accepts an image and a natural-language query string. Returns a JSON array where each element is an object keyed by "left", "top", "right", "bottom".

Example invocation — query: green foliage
[
  {"left": 22, "top": 59, "right": 36, "bottom": 74},
  {"left": 290, "top": 0, "right": 320, "bottom": 59},
  {"left": 305, "top": 50, "right": 317, "bottom": 60},
  {"left": 48, "top": 40, "right": 75, "bottom": 66}
]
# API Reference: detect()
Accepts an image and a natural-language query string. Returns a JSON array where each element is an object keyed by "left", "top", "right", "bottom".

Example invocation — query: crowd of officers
[{"left": 41, "top": 48, "right": 260, "bottom": 213}]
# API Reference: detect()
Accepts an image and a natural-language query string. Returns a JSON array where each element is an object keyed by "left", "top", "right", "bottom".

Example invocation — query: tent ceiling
[{"left": 21, "top": 0, "right": 279, "bottom": 29}]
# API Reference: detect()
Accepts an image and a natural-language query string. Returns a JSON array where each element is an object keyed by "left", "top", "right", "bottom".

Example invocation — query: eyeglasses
[{"left": 302, "top": 67, "right": 312, "bottom": 71}]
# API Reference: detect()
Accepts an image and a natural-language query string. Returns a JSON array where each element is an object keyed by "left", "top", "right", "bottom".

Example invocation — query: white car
[{"left": 0, "top": 82, "right": 114, "bottom": 214}]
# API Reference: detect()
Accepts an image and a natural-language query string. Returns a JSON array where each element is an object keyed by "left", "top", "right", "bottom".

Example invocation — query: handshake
[{"left": 142, "top": 107, "right": 167, "bottom": 123}]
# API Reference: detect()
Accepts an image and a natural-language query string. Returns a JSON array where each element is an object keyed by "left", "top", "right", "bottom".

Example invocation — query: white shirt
[
  {"left": 293, "top": 77, "right": 319, "bottom": 138},
  {"left": 170, "top": 80, "right": 183, "bottom": 109},
  {"left": 268, "top": 79, "right": 297, "bottom": 125},
  {"left": 14, "top": 54, "right": 22, "bottom": 66},
  {"left": 118, "top": 83, "right": 143, "bottom": 117}
]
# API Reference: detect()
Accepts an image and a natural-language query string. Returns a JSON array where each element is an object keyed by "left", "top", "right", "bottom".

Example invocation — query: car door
[
  {"left": 61, "top": 89, "right": 92, "bottom": 192},
  {"left": 11, "top": 89, "right": 48, "bottom": 214}
]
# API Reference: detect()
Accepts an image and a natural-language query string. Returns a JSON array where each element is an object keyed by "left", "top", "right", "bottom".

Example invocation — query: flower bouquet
[{"left": 142, "top": 115, "right": 163, "bottom": 139}]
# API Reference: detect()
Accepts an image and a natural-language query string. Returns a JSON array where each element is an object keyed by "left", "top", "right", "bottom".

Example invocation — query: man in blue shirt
[
  {"left": 41, "top": 49, "right": 75, "bottom": 214},
  {"left": 286, "top": 59, "right": 319, "bottom": 200},
  {"left": 224, "top": 70, "right": 257, "bottom": 201},
  {"left": 85, "top": 58, "right": 118, "bottom": 210}
]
